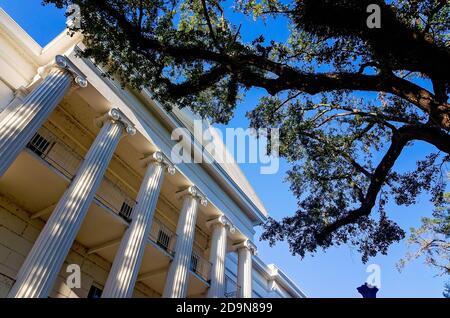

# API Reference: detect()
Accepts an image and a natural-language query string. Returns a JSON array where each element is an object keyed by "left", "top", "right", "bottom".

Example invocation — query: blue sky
[{"left": 0, "top": 0, "right": 447, "bottom": 297}]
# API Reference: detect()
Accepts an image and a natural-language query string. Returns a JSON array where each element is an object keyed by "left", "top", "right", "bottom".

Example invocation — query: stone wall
[{"left": 0, "top": 193, "right": 160, "bottom": 298}]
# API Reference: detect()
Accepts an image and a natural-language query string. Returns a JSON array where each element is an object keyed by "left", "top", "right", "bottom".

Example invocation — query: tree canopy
[
  {"left": 444, "top": 281, "right": 450, "bottom": 298},
  {"left": 398, "top": 190, "right": 449, "bottom": 275},
  {"left": 44, "top": 0, "right": 450, "bottom": 261}
]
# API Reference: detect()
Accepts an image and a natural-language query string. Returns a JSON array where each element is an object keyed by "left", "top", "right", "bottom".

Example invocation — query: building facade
[{"left": 0, "top": 8, "right": 305, "bottom": 298}]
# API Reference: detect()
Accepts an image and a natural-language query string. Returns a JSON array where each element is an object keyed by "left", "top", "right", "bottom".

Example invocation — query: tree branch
[
  {"left": 161, "top": 65, "right": 228, "bottom": 97},
  {"left": 200, "top": 0, "right": 222, "bottom": 52},
  {"left": 301, "top": 132, "right": 374, "bottom": 179},
  {"left": 92, "top": 0, "right": 450, "bottom": 130},
  {"left": 316, "top": 124, "right": 450, "bottom": 242}
]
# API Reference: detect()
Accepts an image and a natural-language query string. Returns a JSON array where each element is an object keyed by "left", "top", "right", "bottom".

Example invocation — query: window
[
  {"left": 190, "top": 254, "right": 199, "bottom": 273},
  {"left": 27, "top": 133, "right": 51, "bottom": 157},
  {"left": 119, "top": 201, "right": 133, "bottom": 219},
  {"left": 87, "top": 285, "right": 103, "bottom": 299},
  {"left": 157, "top": 230, "right": 171, "bottom": 251}
]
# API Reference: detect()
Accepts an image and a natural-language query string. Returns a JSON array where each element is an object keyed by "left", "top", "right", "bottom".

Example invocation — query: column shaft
[
  {"left": 207, "top": 223, "right": 227, "bottom": 298},
  {"left": 102, "top": 152, "right": 174, "bottom": 298},
  {"left": 237, "top": 247, "right": 252, "bottom": 298},
  {"left": 163, "top": 186, "right": 206, "bottom": 298},
  {"left": 8, "top": 116, "right": 124, "bottom": 298}
]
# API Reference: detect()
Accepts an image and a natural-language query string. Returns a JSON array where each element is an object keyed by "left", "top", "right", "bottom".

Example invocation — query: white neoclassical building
[{"left": 0, "top": 8, "right": 305, "bottom": 298}]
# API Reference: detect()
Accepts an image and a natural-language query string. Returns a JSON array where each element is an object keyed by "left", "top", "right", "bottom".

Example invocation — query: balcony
[
  {"left": 25, "top": 127, "right": 136, "bottom": 223},
  {"left": 26, "top": 126, "right": 82, "bottom": 179},
  {"left": 224, "top": 275, "right": 241, "bottom": 298},
  {"left": 16, "top": 126, "right": 212, "bottom": 296},
  {"left": 190, "top": 250, "right": 211, "bottom": 283},
  {"left": 95, "top": 177, "right": 136, "bottom": 222},
  {"left": 148, "top": 218, "right": 177, "bottom": 257}
]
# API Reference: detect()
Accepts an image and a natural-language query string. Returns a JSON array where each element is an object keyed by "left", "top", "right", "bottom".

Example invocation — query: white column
[
  {"left": 163, "top": 186, "right": 207, "bottom": 298},
  {"left": 8, "top": 108, "right": 135, "bottom": 298},
  {"left": 102, "top": 152, "right": 175, "bottom": 298},
  {"left": 0, "top": 86, "right": 27, "bottom": 117},
  {"left": 235, "top": 240, "right": 257, "bottom": 298},
  {"left": 207, "top": 215, "right": 235, "bottom": 298},
  {"left": 0, "top": 55, "right": 87, "bottom": 177}
]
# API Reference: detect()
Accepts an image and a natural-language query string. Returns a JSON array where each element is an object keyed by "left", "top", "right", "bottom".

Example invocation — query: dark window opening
[
  {"left": 87, "top": 285, "right": 103, "bottom": 299},
  {"left": 27, "top": 133, "right": 51, "bottom": 157},
  {"left": 157, "top": 230, "right": 170, "bottom": 251},
  {"left": 190, "top": 254, "right": 199, "bottom": 273},
  {"left": 119, "top": 201, "right": 133, "bottom": 220}
]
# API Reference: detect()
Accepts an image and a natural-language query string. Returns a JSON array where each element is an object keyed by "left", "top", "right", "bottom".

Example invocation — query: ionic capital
[
  {"left": 37, "top": 55, "right": 87, "bottom": 88},
  {"left": 141, "top": 151, "right": 176, "bottom": 175},
  {"left": 95, "top": 108, "right": 136, "bottom": 136},
  {"left": 177, "top": 185, "right": 208, "bottom": 206},
  {"left": 233, "top": 239, "right": 257, "bottom": 255},
  {"left": 207, "top": 215, "right": 236, "bottom": 234}
]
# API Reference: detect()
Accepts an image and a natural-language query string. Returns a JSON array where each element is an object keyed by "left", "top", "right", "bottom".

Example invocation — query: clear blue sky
[{"left": 0, "top": 0, "right": 447, "bottom": 297}]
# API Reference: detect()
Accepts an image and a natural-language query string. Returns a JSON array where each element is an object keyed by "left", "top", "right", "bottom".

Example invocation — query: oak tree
[{"left": 44, "top": 0, "right": 450, "bottom": 261}]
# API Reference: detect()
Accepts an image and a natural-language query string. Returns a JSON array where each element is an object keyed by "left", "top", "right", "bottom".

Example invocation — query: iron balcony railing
[
  {"left": 224, "top": 290, "right": 239, "bottom": 298},
  {"left": 190, "top": 250, "right": 211, "bottom": 283},
  {"left": 224, "top": 276, "right": 241, "bottom": 298},
  {"left": 95, "top": 177, "right": 136, "bottom": 222},
  {"left": 148, "top": 218, "right": 177, "bottom": 256},
  {"left": 26, "top": 127, "right": 136, "bottom": 223},
  {"left": 26, "top": 127, "right": 82, "bottom": 179}
]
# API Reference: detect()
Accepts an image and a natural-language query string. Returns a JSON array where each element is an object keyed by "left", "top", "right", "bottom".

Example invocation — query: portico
[{"left": 0, "top": 8, "right": 305, "bottom": 299}]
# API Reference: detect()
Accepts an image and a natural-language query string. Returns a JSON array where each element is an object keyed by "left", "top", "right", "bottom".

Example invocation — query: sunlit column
[
  {"left": 8, "top": 108, "right": 135, "bottom": 298},
  {"left": 207, "top": 215, "right": 235, "bottom": 298},
  {"left": 0, "top": 55, "right": 87, "bottom": 177},
  {"left": 0, "top": 86, "right": 27, "bottom": 118},
  {"left": 102, "top": 152, "right": 175, "bottom": 298},
  {"left": 163, "top": 186, "right": 207, "bottom": 298},
  {"left": 235, "top": 240, "right": 257, "bottom": 298}
]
